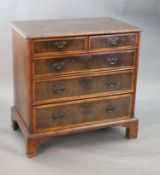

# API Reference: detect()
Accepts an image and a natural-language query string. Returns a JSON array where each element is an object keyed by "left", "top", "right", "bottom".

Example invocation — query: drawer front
[
  {"left": 33, "top": 37, "right": 86, "bottom": 56},
  {"left": 34, "top": 94, "right": 132, "bottom": 131},
  {"left": 33, "top": 71, "right": 134, "bottom": 103},
  {"left": 33, "top": 51, "right": 135, "bottom": 77},
  {"left": 90, "top": 33, "right": 137, "bottom": 51}
]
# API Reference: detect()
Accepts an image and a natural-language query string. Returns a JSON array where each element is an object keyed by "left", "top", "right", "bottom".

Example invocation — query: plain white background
[{"left": 0, "top": 0, "right": 160, "bottom": 174}]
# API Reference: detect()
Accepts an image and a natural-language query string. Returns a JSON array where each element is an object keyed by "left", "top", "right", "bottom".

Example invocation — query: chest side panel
[{"left": 12, "top": 30, "right": 31, "bottom": 129}]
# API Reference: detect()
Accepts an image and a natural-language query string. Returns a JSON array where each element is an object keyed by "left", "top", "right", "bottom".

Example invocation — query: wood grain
[
  {"left": 11, "top": 17, "right": 141, "bottom": 157},
  {"left": 33, "top": 70, "right": 134, "bottom": 104},
  {"left": 11, "top": 17, "right": 142, "bottom": 38},
  {"left": 33, "top": 37, "right": 87, "bottom": 57},
  {"left": 34, "top": 94, "right": 132, "bottom": 132},
  {"left": 89, "top": 33, "right": 137, "bottom": 51},
  {"left": 33, "top": 50, "right": 135, "bottom": 78},
  {"left": 11, "top": 106, "right": 138, "bottom": 157},
  {"left": 12, "top": 30, "right": 31, "bottom": 129}
]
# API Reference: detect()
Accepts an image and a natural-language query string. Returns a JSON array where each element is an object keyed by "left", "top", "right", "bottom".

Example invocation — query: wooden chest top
[{"left": 11, "top": 17, "right": 142, "bottom": 38}]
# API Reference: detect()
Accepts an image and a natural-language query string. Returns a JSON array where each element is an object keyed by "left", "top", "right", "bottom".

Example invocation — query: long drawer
[
  {"left": 33, "top": 70, "right": 134, "bottom": 104},
  {"left": 33, "top": 50, "right": 135, "bottom": 78},
  {"left": 34, "top": 94, "right": 132, "bottom": 132}
]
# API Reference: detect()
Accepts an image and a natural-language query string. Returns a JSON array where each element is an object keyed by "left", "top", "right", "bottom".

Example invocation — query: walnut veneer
[{"left": 11, "top": 17, "right": 142, "bottom": 157}]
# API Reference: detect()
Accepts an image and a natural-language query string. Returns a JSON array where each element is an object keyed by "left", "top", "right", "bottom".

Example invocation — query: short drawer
[
  {"left": 89, "top": 33, "right": 137, "bottom": 51},
  {"left": 33, "top": 70, "right": 134, "bottom": 104},
  {"left": 33, "top": 37, "right": 86, "bottom": 56},
  {"left": 34, "top": 94, "right": 132, "bottom": 131},
  {"left": 33, "top": 50, "right": 135, "bottom": 77}
]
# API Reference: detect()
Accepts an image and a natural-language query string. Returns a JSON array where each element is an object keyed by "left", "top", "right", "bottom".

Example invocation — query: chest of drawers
[{"left": 11, "top": 17, "right": 142, "bottom": 157}]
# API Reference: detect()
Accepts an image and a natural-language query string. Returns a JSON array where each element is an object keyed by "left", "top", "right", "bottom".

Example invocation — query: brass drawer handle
[
  {"left": 53, "top": 61, "right": 65, "bottom": 71},
  {"left": 54, "top": 84, "right": 65, "bottom": 94},
  {"left": 105, "top": 105, "right": 115, "bottom": 113},
  {"left": 106, "top": 56, "right": 119, "bottom": 65},
  {"left": 54, "top": 40, "right": 67, "bottom": 49},
  {"left": 109, "top": 36, "right": 120, "bottom": 45},
  {"left": 106, "top": 80, "right": 119, "bottom": 88},
  {"left": 52, "top": 114, "right": 64, "bottom": 121},
  {"left": 80, "top": 77, "right": 92, "bottom": 83}
]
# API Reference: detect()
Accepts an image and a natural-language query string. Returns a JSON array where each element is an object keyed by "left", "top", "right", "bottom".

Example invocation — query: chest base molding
[{"left": 11, "top": 106, "right": 138, "bottom": 158}]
